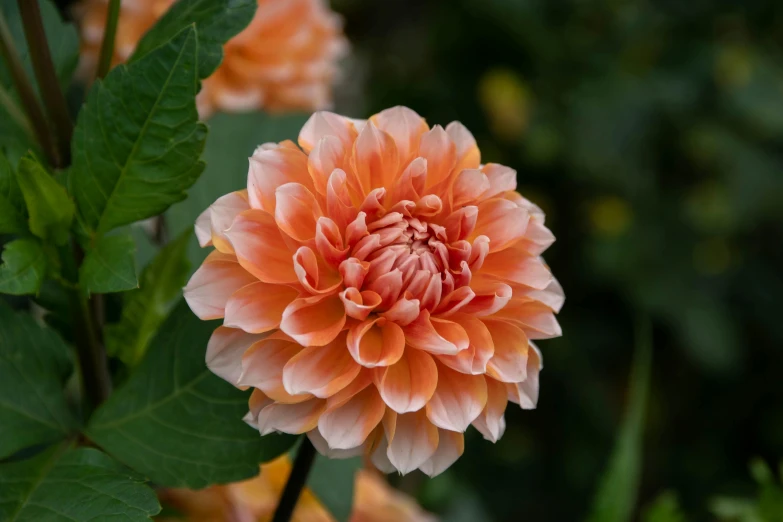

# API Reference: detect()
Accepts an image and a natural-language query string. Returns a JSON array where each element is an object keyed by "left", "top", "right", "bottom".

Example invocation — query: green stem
[
  {"left": 17, "top": 0, "right": 72, "bottom": 166},
  {"left": 272, "top": 439, "right": 317, "bottom": 522},
  {"left": 64, "top": 243, "right": 112, "bottom": 413},
  {"left": 0, "top": 10, "right": 58, "bottom": 167},
  {"left": 0, "top": 83, "right": 33, "bottom": 139},
  {"left": 96, "top": 0, "right": 120, "bottom": 79}
]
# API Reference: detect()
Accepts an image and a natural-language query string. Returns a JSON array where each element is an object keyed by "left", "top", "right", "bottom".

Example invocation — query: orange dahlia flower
[
  {"left": 184, "top": 107, "right": 564, "bottom": 476},
  {"left": 158, "top": 455, "right": 435, "bottom": 522},
  {"left": 75, "top": 0, "right": 347, "bottom": 116}
]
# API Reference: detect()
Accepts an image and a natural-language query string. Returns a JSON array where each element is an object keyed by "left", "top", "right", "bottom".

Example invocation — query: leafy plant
[{"left": 0, "top": 1, "right": 357, "bottom": 520}]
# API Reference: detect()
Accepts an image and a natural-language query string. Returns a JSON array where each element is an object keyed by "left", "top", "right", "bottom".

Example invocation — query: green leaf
[
  {"left": 69, "top": 26, "right": 206, "bottom": 237},
  {"left": 0, "top": 446, "right": 160, "bottom": 521},
  {"left": 105, "top": 229, "right": 191, "bottom": 366},
  {"left": 586, "top": 316, "right": 653, "bottom": 522},
  {"left": 16, "top": 154, "right": 74, "bottom": 245},
  {"left": 309, "top": 455, "right": 362, "bottom": 522},
  {"left": 0, "top": 238, "right": 46, "bottom": 295},
  {"left": 131, "top": 0, "right": 257, "bottom": 79},
  {"left": 0, "top": 301, "right": 78, "bottom": 459},
  {"left": 166, "top": 111, "right": 308, "bottom": 268},
  {"left": 0, "top": 152, "right": 26, "bottom": 234},
  {"left": 641, "top": 492, "right": 688, "bottom": 522},
  {"left": 87, "top": 301, "right": 291, "bottom": 488},
  {"left": 78, "top": 232, "right": 137, "bottom": 294}
]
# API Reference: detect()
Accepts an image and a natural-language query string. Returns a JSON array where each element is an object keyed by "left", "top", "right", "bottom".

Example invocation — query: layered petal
[
  {"left": 184, "top": 251, "right": 257, "bottom": 320},
  {"left": 426, "top": 362, "right": 488, "bottom": 432},
  {"left": 227, "top": 209, "right": 298, "bottom": 284},
  {"left": 375, "top": 348, "right": 438, "bottom": 413},
  {"left": 224, "top": 281, "right": 299, "bottom": 333},
  {"left": 280, "top": 293, "right": 347, "bottom": 346},
  {"left": 282, "top": 333, "right": 360, "bottom": 398}
]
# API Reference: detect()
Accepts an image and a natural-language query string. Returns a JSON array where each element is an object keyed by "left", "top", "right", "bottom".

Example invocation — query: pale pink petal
[
  {"left": 207, "top": 190, "right": 250, "bottom": 254},
  {"left": 436, "top": 315, "right": 494, "bottom": 375},
  {"left": 318, "top": 384, "right": 386, "bottom": 450},
  {"left": 419, "top": 125, "right": 456, "bottom": 190},
  {"left": 351, "top": 121, "right": 400, "bottom": 192},
  {"left": 508, "top": 342, "right": 543, "bottom": 410},
  {"left": 308, "top": 135, "right": 346, "bottom": 196},
  {"left": 472, "top": 377, "right": 507, "bottom": 443},
  {"left": 275, "top": 182, "right": 323, "bottom": 242},
  {"left": 280, "top": 293, "right": 347, "bottom": 346},
  {"left": 238, "top": 333, "right": 309, "bottom": 403},
  {"left": 484, "top": 319, "right": 529, "bottom": 383},
  {"left": 205, "top": 327, "right": 266, "bottom": 387},
  {"left": 385, "top": 409, "right": 439, "bottom": 475},
  {"left": 347, "top": 318, "right": 405, "bottom": 368},
  {"left": 481, "top": 164, "right": 517, "bottom": 199},
  {"left": 446, "top": 121, "right": 480, "bottom": 172},
  {"left": 471, "top": 198, "right": 529, "bottom": 253},
  {"left": 184, "top": 251, "right": 256, "bottom": 320},
  {"left": 282, "top": 332, "right": 360, "bottom": 398},
  {"left": 481, "top": 251, "right": 553, "bottom": 290},
  {"left": 247, "top": 145, "right": 311, "bottom": 212},
  {"left": 307, "top": 428, "right": 366, "bottom": 459},
  {"left": 224, "top": 282, "right": 299, "bottom": 333},
  {"left": 405, "top": 310, "right": 469, "bottom": 355},
  {"left": 226, "top": 209, "right": 298, "bottom": 284},
  {"left": 370, "top": 106, "right": 429, "bottom": 165},
  {"left": 451, "top": 169, "right": 489, "bottom": 207},
  {"left": 298, "top": 111, "right": 359, "bottom": 153},
  {"left": 256, "top": 399, "right": 326, "bottom": 435},
  {"left": 375, "top": 348, "right": 438, "bottom": 413},
  {"left": 426, "top": 362, "right": 488, "bottom": 432},
  {"left": 420, "top": 429, "right": 465, "bottom": 477}
]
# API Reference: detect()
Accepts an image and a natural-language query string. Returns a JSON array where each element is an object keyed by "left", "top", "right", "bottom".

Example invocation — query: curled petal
[
  {"left": 205, "top": 327, "right": 266, "bottom": 387},
  {"left": 435, "top": 286, "right": 475, "bottom": 317},
  {"left": 347, "top": 318, "right": 405, "bottom": 368},
  {"left": 224, "top": 281, "right": 299, "bottom": 333},
  {"left": 437, "top": 315, "right": 494, "bottom": 375},
  {"left": 472, "top": 377, "right": 507, "bottom": 443},
  {"left": 275, "top": 183, "right": 323, "bottom": 242},
  {"left": 339, "top": 257, "right": 370, "bottom": 289},
  {"left": 378, "top": 294, "right": 420, "bottom": 326},
  {"left": 405, "top": 310, "right": 469, "bottom": 355},
  {"left": 420, "top": 429, "right": 465, "bottom": 477},
  {"left": 326, "top": 169, "right": 358, "bottom": 230},
  {"left": 525, "top": 277, "right": 565, "bottom": 313},
  {"left": 444, "top": 206, "right": 478, "bottom": 242},
  {"left": 184, "top": 251, "right": 256, "bottom": 320},
  {"left": 366, "top": 269, "right": 403, "bottom": 310},
  {"left": 293, "top": 246, "right": 341, "bottom": 294},
  {"left": 318, "top": 385, "right": 386, "bottom": 450},
  {"left": 426, "top": 362, "right": 488, "bottom": 432},
  {"left": 484, "top": 319, "right": 529, "bottom": 383},
  {"left": 315, "top": 217, "right": 349, "bottom": 267},
  {"left": 461, "top": 279, "right": 512, "bottom": 316},
  {"left": 227, "top": 209, "right": 297, "bottom": 284},
  {"left": 494, "top": 298, "right": 562, "bottom": 340},
  {"left": 391, "top": 157, "right": 427, "bottom": 202},
  {"left": 375, "top": 348, "right": 438, "bottom": 413},
  {"left": 339, "top": 288, "right": 382, "bottom": 320},
  {"left": 256, "top": 399, "right": 326, "bottom": 435},
  {"left": 385, "top": 409, "right": 439, "bottom": 475},
  {"left": 281, "top": 293, "right": 347, "bottom": 346},
  {"left": 282, "top": 333, "right": 360, "bottom": 398}
]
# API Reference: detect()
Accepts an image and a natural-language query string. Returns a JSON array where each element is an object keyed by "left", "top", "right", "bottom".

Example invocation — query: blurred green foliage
[{"left": 325, "top": 0, "right": 783, "bottom": 520}]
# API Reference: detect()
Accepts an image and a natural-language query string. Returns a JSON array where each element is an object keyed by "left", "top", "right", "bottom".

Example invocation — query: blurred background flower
[
  {"left": 74, "top": 0, "right": 347, "bottom": 116},
  {"left": 157, "top": 456, "right": 435, "bottom": 522}
]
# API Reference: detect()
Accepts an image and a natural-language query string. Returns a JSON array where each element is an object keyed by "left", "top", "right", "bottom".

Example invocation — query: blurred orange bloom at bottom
[{"left": 158, "top": 456, "right": 436, "bottom": 522}]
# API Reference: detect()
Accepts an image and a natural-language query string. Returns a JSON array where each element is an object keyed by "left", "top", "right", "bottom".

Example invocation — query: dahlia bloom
[
  {"left": 75, "top": 0, "right": 347, "bottom": 116},
  {"left": 158, "top": 456, "right": 435, "bottom": 522},
  {"left": 184, "top": 107, "right": 564, "bottom": 476}
]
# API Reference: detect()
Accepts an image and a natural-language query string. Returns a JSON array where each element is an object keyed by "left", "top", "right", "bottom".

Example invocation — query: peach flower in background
[
  {"left": 184, "top": 106, "right": 564, "bottom": 476},
  {"left": 75, "top": 0, "right": 348, "bottom": 117},
  {"left": 158, "top": 456, "right": 435, "bottom": 522}
]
